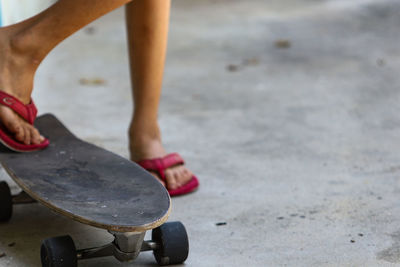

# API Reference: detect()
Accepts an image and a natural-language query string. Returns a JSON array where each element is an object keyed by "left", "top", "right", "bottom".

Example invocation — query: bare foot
[
  {"left": 129, "top": 123, "right": 193, "bottom": 190},
  {"left": 0, "top": 26, "right": 44, "bottom": 145}
]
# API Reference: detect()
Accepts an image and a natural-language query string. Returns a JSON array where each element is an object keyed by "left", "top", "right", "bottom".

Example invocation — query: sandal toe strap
[
  {"left": 0, "top": 91, "right": 37, "bottom": 124},
  {"left": 137, "top": 153, "right": 185, "bottom": 181}
]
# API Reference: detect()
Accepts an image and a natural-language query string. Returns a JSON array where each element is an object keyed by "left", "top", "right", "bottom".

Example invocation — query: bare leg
[
  {"left": 125, "top": 0, "right": 193, "bottom": 190},
  {"left": 0, "top": 0, "right": 133, "bottom": 145}
]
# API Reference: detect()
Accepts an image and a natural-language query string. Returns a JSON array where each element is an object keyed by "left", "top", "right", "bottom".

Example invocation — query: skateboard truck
[
  {"left": 40, "top": 221, "right": 189, "bottom": 266},
  {"left": 111, "top": 231, "right": 149, "bottom": 261},
  {"left": 12, "top": 191, "right": 36, "bottom": 204},
  {"left": 77, "top": 231, "right": 146, "bottom": 262}
]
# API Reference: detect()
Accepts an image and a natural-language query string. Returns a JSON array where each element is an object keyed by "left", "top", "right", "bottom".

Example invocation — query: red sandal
[
  {"left": 0, "top": 91, "right": 49, "bottom": 152},
  {"left": 137, "top": 153, "right": 199, "bottom": 197}
]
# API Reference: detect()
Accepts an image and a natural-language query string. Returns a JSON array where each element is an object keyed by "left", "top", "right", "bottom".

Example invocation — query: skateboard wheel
[
  {"left": 40, "top": 235, "right": 77, "bottom": 267},
  {"left": 152, "top": 221, "right": 189, "bottom": 266},
  {"left": 0, "top": 181, "right": 12, "bottom": 222}
]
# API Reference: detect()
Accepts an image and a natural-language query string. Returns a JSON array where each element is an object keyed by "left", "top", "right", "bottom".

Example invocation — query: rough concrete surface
[{"left": 1, "top": 0, "right": 400, "bottom": 266}]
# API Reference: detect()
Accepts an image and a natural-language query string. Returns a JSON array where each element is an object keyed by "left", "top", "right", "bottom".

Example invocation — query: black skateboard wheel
[
  {"left": 0, "top": 181, "right": 12, "bottom": 222},
  {"left": 152, "top": 221, "right": 189, "bottom": 266},
  {"left": 41, "top": 235, "right": 77, "bottom": 267}
]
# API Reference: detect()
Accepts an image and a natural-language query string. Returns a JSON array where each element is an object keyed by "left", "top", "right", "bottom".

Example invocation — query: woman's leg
[
  {"left": 0, "top": 0, "right": 133, "bottom": 145},
  {"left": 125, "top": 0, "right": 193, "bottom": 190}
]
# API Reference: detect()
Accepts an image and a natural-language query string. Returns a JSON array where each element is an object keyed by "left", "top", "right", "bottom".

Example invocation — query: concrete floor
[{"left": 1, "top": 0, "right": 400, "bottom": 266}]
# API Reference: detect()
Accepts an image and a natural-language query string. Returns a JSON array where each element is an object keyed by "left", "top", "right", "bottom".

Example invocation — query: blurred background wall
[{"left": 0, "top": 0, "right": 56, "bottom": 26}]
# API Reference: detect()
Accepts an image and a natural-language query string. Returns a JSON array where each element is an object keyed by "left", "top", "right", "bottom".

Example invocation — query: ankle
[
  {"left": 129, "top": 116, "right": 161, "bottom": 139},
  {"left": 129, "top": 123, "right": 166, "bottom": 161},
  {"left": 9, "top": 30, "right": 43, "bottom": 68},
  {"left": 129, "top": 139, "right": 166, "bottom": 162},
  {"left": 0, "top": 28, "right": 42, "bottom": 102},
  {"left": 129, "top": 129, "right": 162, "bottom": 152}
]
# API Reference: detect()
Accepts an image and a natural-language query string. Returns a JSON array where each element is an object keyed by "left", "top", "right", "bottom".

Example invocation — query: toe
[
  {"left": 175, "top": 169, "right": 184, "bottom": 187},
  {"left": 164, "top": 165, "right": 194, "bottom": 190},
  {"left": 181, "top": 168, "right": 193, "bottom": 184},
  {"left": 6, "top": 119, "right": 21, "bottom": 134},
  {"left": 165, "top": 170, "right": 178, "bottom": 190},
  {"left": 30, "top": 127, "right": 41, "bottom": 144},
  {"left": 12, "top": 124, "right": 25, "bottom": 143},
  {"left": 0, "top": 106, "right": 42, "bottom": 145},
  {"left": 23, "top": 127, "right": 31, "bottom": 145},
  {"left": 173, "top": 170, "right": 182, "bottom": 187}
]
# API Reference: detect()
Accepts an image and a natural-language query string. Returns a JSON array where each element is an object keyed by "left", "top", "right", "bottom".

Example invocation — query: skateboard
[{"left": 0, "top": 114, "right": 189, "bottom": 266}]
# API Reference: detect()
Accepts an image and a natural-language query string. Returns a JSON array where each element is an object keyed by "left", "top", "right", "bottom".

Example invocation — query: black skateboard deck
[
  {"left": 0, "top": 114, "right": 189, "bottom": 266},
  {"left": 0, "top": 114, "right": 171, "bottom": 232}
]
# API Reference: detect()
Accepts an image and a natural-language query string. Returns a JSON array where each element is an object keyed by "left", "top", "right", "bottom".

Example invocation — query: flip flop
[
  {"left": 137, "top": 153, "right": 199, "bottom": 197},
  {"left": 0, "top": 91, "right": 49, "bottom": 152}
]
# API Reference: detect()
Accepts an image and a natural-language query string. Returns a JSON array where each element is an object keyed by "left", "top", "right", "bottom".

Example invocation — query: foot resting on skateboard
[
  {"left": 0, "top": 27, "right": 48, "bottom": 151},
  {"left": 0, "top": 91, "right": 49, "bottom": 152}
]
